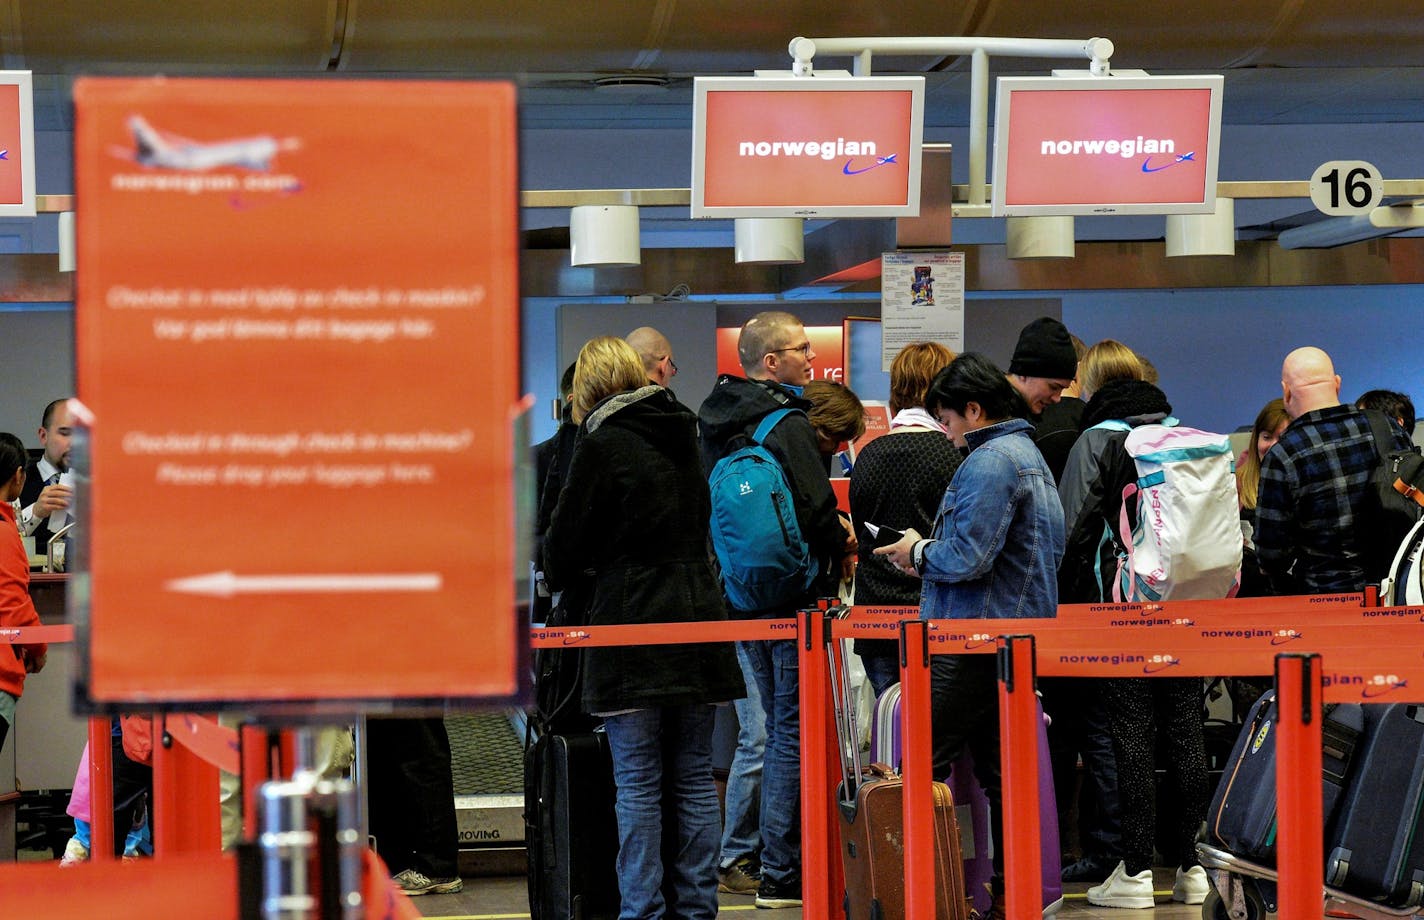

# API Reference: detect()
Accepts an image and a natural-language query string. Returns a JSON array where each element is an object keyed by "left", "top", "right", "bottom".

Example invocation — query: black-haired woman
[{"left": 875, "top": 353, "right": 1065, "bottom": 916}]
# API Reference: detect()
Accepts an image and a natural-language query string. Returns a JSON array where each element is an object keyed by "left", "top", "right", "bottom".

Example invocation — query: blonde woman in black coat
[{"left": 545, "top": 336, "right": 744, "bottom": 920}]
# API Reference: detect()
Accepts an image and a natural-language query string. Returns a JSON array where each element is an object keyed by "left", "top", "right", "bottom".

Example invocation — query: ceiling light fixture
[
  {"left": 734, "top": 218, "right": 805, "bottom": 264},
  {"left": 1006, "top": 216, "right": 1074, "bottom": 259},
  {"left": 570, "top": 205, "right": 641, "bottom": 266},
  {"left": 1166, "top": 197, "right": 1235, "bottom": 257},
  {"left": 1276, "top": 213, "right": 1408, "bottom": 250}
]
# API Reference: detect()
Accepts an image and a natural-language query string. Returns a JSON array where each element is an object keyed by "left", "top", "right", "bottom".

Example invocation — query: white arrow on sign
[{"left": 164, "top": 571, "right": 442, "bottom": 598}]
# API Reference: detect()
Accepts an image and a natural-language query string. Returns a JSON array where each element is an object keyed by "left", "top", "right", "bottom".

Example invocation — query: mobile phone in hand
[{"left": 867, "top": 523, "right": 906, "bottom": 548}]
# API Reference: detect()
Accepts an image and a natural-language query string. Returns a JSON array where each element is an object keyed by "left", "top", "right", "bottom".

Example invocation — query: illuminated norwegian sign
[
  {"left": 692, "top": 76, "right": 925, "bottom": 218},
  {"left": 992, "top": 74, "right": 1223, "bottom": 217}
]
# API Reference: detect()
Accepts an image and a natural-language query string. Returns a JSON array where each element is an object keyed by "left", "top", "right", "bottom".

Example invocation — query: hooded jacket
[
  {"left": 1058, "top": 379, "right": 1173, "bottom": 604},
  {"left": 545, "top": 386, "right": 743, "bottom": 713},
  {"left": 697, "top": 375, "right": 847, "bottom": 609}
]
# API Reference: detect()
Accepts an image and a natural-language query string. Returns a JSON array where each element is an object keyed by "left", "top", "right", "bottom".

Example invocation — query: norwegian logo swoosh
[
  {"left": 1143, "top": 657, "right": 1181, "bottom": 674},
  {"left": 964, "top": 637, "right": 995, "bottom": 650},
  {"left": 1270, "top": 633, "right": 1302, "bottom": 646},
  {"left": 1141, "top": 152, "right": 1196, "bottom": 173},
  {"left": 0, "top": 149, "right": 7, "bottom": 160},
  {"left": 1363, "top": 680, "right": 1407, "bottom": 699},
  {"left": 843, "top": 153, "right": 898, "bottom": 176}
]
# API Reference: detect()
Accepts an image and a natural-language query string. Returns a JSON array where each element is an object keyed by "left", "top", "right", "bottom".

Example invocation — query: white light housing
[
  {"left": 734, "top": 217, "right": 804, "bottom": 264},
  {"left": 570, "top": 205, "right": 641, "bottom": 266},
  {"left": 1370, "top": 200, "right": 1424, "bottom": 230},
  {"left": 1006, "top": 216, "right": 1074, "bottom": 259},
  {"left": 58, "top": 211, "right": 76, "bottom": 272},
  {"left": 1166, "top": 197, "right": 1236, "bottom": 257}
]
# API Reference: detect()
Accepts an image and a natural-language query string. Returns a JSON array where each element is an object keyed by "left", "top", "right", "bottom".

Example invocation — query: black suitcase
[
  {"left": 524, "top": 730, "right": 620, "bottom": 920},
  {"left": 1207, "top": 691, "right": 1363, "bottom": 863},
  {"left": 1326, "top": 704, "right": 1424, "bottom": 908}
]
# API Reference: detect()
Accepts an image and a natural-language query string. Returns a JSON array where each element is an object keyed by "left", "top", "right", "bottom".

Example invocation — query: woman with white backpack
[{"left": 1058, "top": 363, "right": 1234, "bottom": 910}]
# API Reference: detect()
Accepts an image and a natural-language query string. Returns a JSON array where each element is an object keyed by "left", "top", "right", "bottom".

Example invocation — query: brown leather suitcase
[
  {"left": 826, "top": 617, "right": 969, "bottom": 920},
  {"left": 836, "top": 762, "right": 969, "bottom": 920}
]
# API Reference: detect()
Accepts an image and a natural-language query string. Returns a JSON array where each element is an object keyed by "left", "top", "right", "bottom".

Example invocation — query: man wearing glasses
[
  {"left": 626, "top": 326, "right": 679, "bottom": 388},
  {"left": 697, "top": 311, "right": 856, "bottom": 909}
]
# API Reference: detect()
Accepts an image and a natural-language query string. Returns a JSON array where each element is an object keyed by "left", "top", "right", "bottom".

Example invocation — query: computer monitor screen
[
  {"left": 692, "top": 75, "right": 925, "bottom": 219},
  {"left": 991, "top": 74, "right": 1223, "bottom": 217}
]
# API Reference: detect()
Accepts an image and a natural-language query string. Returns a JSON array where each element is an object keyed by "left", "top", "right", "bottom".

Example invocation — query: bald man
[
  {"left": 626, "top": 326, "right": 678, "bottom": 387},
  {"left": 1254, "top": 347, "right": 1412, "bottom": 593}
]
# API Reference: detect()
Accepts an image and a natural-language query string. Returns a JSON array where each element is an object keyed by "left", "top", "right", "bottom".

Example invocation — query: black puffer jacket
[
  {"left": 1058, "top": 380, "right": 1173, "bottom": 604},
  {"left": 545, "top": 386, "right": 744, "bottom": 714}
]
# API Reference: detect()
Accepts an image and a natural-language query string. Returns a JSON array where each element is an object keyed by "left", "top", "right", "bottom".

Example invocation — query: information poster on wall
[
  {"left": 72, "top": 77, "right": 522, "bottom": 710},
  {"left": 880, "top": 250, "right": 964, "bottom": 370}
]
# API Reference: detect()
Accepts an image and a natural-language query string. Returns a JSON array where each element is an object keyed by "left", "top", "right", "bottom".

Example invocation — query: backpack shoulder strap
[
  {"left": 1088, "top": 419, "right": 1131, "bottom": 433},
  {"left": 752, "top": 407, "right": 798, "bottom": 445},
  {"left": 1363, "top": 409, "right": 1399, "bottom": 463}
]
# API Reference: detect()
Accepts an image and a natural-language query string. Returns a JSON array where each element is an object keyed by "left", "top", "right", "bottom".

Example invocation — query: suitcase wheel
[{"left": 1201, "top": 880, "right": 1266, "bottom": 920}]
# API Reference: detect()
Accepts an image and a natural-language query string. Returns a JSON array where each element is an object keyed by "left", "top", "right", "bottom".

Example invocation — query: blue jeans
[
  {"left": 860, "top": 651, "right": 901, "bottom": 700},
  {"left": 603, "top": 705, "right": 722, "bottom": 920},
  {"left": 738, "top": 638, "right": 801, "bottom": 886},
  {"left": 719, "top": 642, "right": 765, "bottom": 868}
]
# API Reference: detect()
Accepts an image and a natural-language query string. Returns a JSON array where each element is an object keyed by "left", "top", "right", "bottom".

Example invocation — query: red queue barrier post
[
  {"left": 87, "top": 715, "right": 116, "bottom": 864},
  {"left": 152, "top": 715, "right": 222, "bottom": 856},
  {"left": 823, "top": 608, "right": 850, "bottom": 911},
  {"left": 1274, "top": 652, "right": 1324, "bottom": 920},
  {"left": 997, "top": 635, "right": 1042, "bottom": 920},
  {"left": 800, "top": 607, "right": 837, "bottom": 920},
  {"left": 899, "top": 618, "right": 936, "bottom": 920}
]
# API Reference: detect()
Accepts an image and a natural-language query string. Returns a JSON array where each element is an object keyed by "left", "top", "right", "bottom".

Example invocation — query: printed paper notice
[{"left": 880, "top": 251, "right": 964, "bottom": 370}]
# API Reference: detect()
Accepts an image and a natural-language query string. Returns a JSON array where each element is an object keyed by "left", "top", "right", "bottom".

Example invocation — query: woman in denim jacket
[{"left": 876, "top": 352, "right": 1065, "bottom": 916}]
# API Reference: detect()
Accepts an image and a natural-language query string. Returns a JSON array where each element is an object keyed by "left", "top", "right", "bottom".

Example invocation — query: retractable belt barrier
[
  {"left": 526, "top": 589, "right": 1416, "bottom": 920},
  {"left": 0, "top": 624, "right": 231, "bottom": 861}
]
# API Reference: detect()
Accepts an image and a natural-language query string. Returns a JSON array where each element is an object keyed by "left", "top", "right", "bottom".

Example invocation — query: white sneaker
[
  {"left": 1173, "top": 865, "right": 1210, "bottom": 904},
  {"left": 392, "top": 868, "right": 463, "bottom": 896},
  {"left": 59, "top": 837, "right": 89, "bottom": 867},
  {"left": 1087, "top": 860, "right": 1155, "bottom": 909}
]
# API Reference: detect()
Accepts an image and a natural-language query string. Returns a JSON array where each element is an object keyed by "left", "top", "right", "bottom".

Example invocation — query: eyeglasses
[
  {"left": 661, "top": 355, "right": 678, "bottom": 375},
  {"left": 769, "top": 342, "right": 813, "bottom": 358}
]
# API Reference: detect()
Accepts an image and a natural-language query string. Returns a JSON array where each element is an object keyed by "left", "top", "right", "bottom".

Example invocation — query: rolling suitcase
[
  {"left": 1326, "top": 703, "right": 1424, "bottom": 908},
  {"left": 524, "top": 730, "right": 621, "bottom": 920},
  {"left": 1207, "top": 690, "right": 1363, "bottom": 864},
  {"left": 870, "top": 682, "right": 1063, "bottom": 916},
  {"left": 829, "top": 640, "right": 969, "bottom": 920}
]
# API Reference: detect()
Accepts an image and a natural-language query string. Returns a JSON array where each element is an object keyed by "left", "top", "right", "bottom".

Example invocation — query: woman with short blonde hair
[
  {"left": 1078, "top": 340, "right": 1144, "bottom": 402},
  {"left": 889, "top": 341, "right": 956, "bottom": 415},
  {"left": 571, "top": 336, "right": 649, "bottom": 423},
  {"left": 547, "top": 336, "right": 744, "bottom": 920}
]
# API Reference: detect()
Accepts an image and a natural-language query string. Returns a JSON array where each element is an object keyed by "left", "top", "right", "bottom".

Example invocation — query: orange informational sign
[
  {"left": 72, "top": 77, "right": 522, "bottom": 709},
  {"left": 0, "top": 71, "right": 36, "bottom": 216},
  {"left": 715, "top": 325, "right": 844, "bottom": 381},
  {"left": 692, "top": 76, "right": 924, "bottom": 218},
  {"left": 847, "top": 402, "right": 892, "bottom": 462}
]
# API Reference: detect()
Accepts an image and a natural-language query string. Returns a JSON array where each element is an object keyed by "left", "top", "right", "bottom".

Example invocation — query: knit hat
[{"left": 1008, "top": 317, "right": 1077, "bottom": 380}]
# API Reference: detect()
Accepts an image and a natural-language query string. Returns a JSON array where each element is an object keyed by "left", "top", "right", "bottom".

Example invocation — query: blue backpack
[{"left": 708, "top": 408, "right": 816, "bottom": 613}]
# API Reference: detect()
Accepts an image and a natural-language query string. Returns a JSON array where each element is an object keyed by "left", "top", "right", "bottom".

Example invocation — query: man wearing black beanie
[{"left": 1007, "top": 317, "right": 1078, "bottom": 416}]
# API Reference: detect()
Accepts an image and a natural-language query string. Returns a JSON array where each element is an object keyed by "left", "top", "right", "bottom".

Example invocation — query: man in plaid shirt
[{"left": 1255, "top": 347, "right": 1412, "bottom": 594}]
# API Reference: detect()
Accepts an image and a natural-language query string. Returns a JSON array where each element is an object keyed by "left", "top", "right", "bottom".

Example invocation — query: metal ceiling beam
[{"left": 514, "top": 179, "right": 1424, "bottom": 210}]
